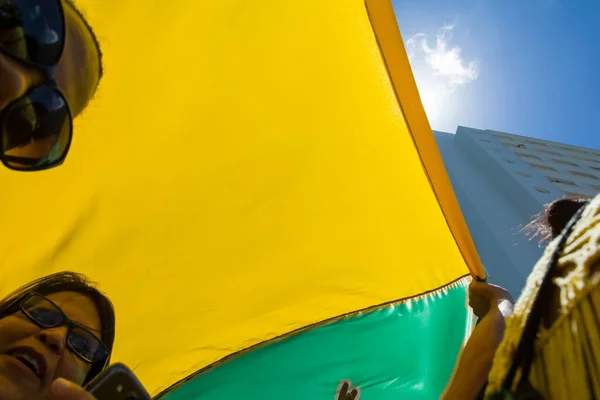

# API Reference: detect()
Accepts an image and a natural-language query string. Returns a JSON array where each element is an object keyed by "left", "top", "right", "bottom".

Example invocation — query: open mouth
[
  {"left": 12, "top": 353, "right": 41, "bottom": 376},
  {"left": 5, "top": 347, "right": 46, "bottom": 381}
]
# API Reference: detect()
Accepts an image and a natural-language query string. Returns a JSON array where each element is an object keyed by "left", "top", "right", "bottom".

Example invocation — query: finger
[
  {"left": 470, "top": 281, "right": 499, "bottom": 304},
  {"left": 350, "top": 388, "right": 359, "bottom": 399},
  {"left": 469, "top": 280, "right": 488, "bottom": 295},
  {"left": 51, "top": 378, "right": 97, "bottom": 400},
  {"left": 336, "top": 381, "right": 350, "bottom": 399},
  {"left": 469, "top": 297, "right": 488, "bottom": 310},
  {"left": 472, "top": 306, "right": 489, "bottom": 319},
  {"left": 469, "top": 293, "right": 487, "bottom": 309},
  {"left": 468, "top": 295, "right": 486, "bottom": 307}
]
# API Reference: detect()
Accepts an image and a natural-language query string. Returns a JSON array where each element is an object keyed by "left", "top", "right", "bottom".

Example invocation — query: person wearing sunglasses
[
  {"left": 0, "top": 271, "right": 115, "bottom": 400},
  {"left": 0, "top": 0, "right": 103, "bottom": 171}
]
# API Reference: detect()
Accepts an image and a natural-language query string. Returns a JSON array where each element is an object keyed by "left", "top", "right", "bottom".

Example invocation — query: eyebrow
[
  {"left": 50, "top": 298, "right": 101, "bottom": 334},
  {"left": 68, "top": 319, "right": 104, "bottom": 342},
  {"left": 72, "top": 320, "right": 102, "bottom": 333}
]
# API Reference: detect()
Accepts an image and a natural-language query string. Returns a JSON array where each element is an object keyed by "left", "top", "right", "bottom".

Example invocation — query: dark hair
[
  {"left": 63, "top": 0, "right": 104, "bottom": 84},
  {"left": 524, "top": 196, "right": 590, "bottom": 242},
  {"left": 0, "top": 271, "right": 115, "bottom": 383}
]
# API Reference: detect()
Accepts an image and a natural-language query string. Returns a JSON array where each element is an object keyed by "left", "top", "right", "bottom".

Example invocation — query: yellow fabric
[
  {"left": 0, "top": 0, "right": 481, "bottom": 395},
  {"left": 366, "top": 0, "right": 484, "bottom": 276},
  {"left": 487, "top": 194, "right": 600, "bottom": 398},
  {"left": 529, "top": 277, "right": 600, "bottom": 400}
]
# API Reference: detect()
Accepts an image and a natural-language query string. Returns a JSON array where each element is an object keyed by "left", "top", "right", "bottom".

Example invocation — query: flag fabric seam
[
  {"left": 154, "top": 274, "right": 471, "bottom": 398},
  {"left": 363, "top": 0, "right": 485, "bottom": 280}
]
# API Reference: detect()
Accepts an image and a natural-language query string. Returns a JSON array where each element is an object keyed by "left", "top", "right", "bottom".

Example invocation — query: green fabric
[{"left": 160, "top": 280, "right": 470, "bottom": 400}]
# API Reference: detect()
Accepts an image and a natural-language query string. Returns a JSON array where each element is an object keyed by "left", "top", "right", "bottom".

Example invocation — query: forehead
[
  {"left": 44, "top": 291, "right": 101, "bottom": 333},
  {"left": 55, "top": 0, "right": 101, "bottom": 117}
]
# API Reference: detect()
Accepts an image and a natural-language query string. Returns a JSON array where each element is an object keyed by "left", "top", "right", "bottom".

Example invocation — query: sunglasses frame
[
  {"left": 20, "top": 292, "right": 109, "bottom": 365},
  {"left": 0, "top": 0, "right": 73, "bottom": 171}
]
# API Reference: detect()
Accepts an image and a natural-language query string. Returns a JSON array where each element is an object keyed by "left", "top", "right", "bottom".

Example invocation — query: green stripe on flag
[{"left": 161, "top": 278, "right": 471, "bottom": 400}]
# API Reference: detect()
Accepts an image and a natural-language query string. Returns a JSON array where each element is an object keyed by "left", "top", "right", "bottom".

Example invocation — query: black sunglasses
[
  {"left": 20, "top": 293, "right": 109, "bottom": 364},
  {"left": 0, "top": 0, "right": 73, "bottom": 171}
]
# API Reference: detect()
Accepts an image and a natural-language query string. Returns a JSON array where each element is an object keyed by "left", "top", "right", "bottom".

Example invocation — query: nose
[
  {"left": 35, "top": 326, "right": 68, "bottom": 355},
  {"left": 0, "top": 52, "right": 42, "bottom": 113}
]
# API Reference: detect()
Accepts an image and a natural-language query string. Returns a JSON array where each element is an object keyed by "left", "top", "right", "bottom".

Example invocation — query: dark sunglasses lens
[
  {"left": 22, "top": 295, "right": 64, "bottom": 328},
  {"left": 68, "top": 327, "right": 107, "bottom": 363},
  {"left": 0, "top": 0, "right": 64, "bottom": 65},
  {"left": 2, "top": 85, "right": 72, "bottom": 170}
]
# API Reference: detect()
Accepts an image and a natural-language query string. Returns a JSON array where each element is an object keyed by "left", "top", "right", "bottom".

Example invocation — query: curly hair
[{"left": 523, "top": 196, "right": 590, "bottom": 242}]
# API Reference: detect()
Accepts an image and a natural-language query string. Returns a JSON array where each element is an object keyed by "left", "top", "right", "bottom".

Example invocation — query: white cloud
[
  {"left": 406, "top": 25, "right": 479, "bottom": 89},
  {"left": 403, "top": 24, "right": 480, "bottom": 132}
]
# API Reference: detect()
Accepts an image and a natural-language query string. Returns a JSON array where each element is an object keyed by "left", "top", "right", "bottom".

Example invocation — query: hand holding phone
[
  {"left": 51, "top": 378, "right": 98, "bottom": 400},
  {"left": 85, "top": 363, "right": 151, "bottom": 400}
]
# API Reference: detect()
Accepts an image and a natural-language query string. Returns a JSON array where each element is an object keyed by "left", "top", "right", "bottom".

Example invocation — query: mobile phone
[{"left": 85, "top": 363, "right": 151, "bottom": 400}]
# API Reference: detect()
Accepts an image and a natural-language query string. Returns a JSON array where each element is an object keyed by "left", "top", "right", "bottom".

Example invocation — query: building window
[
  {"left": 568, "top": 148, "right": 588, "bottom": 155},
  {"left": 552, "top": 159, "right": 579, "bottom": 167},
  {"left": 565, "top": 192, "right": 590, "bottom": 198},
  {"left": 555, "top": 146, "right": 573, "bottom": 152},
  {"left": 537, "top": 149, "right": 562, "bottom": 156},
  {"left": 534, "top": 186, "right": 551, "bottom": 194},
  {"left": 517, "top": 153, "right": 542, "bottom": 161},
  {"left": 546, "top": 176, "right": 577, "bottom": 186},
  {"left": 569, "top": 171, "right": 599, "bottom": 180},
  {"left": 529, "top": 163, "right": 557, "bottom": 172},
  {"left": 504, "top": 143, "right": 527, "bottom": 149},
  {"left": 516, "top": 171, "right": 532, "bottom": 177},
  {"left": 525, "top": 140, "right": 548, "bottom": 147},
  {"left": 494, "top": 134, "right": 514, "bottom": 141},
  {"left": 574, "top": 155, "right": 600, "bottom": 165},
  {"left": 556, "top": 146, "right": 588, "bottom": 155}
]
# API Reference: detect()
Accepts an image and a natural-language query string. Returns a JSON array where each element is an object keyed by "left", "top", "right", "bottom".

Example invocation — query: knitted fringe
[{"left": 486, "top": 194, "right": 600, "bottom": 398}]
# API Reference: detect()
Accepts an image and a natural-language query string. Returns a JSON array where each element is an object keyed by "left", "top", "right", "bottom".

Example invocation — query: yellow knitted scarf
[{"left": 485, "top": 194, "right": 600, "bottom": 399}]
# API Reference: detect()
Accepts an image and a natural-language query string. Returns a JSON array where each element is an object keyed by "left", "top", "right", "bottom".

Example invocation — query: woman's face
[
  {"left": 0, "top": 0, "right": 101, "bottom": 118},
  {"left": 0, "top": 291, "right": 102, "bottom": 400}
]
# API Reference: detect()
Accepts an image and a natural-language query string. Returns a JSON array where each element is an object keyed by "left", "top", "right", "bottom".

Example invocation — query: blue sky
[{"left": 392, "top": 0, "right": 600, "bottom": 150}]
